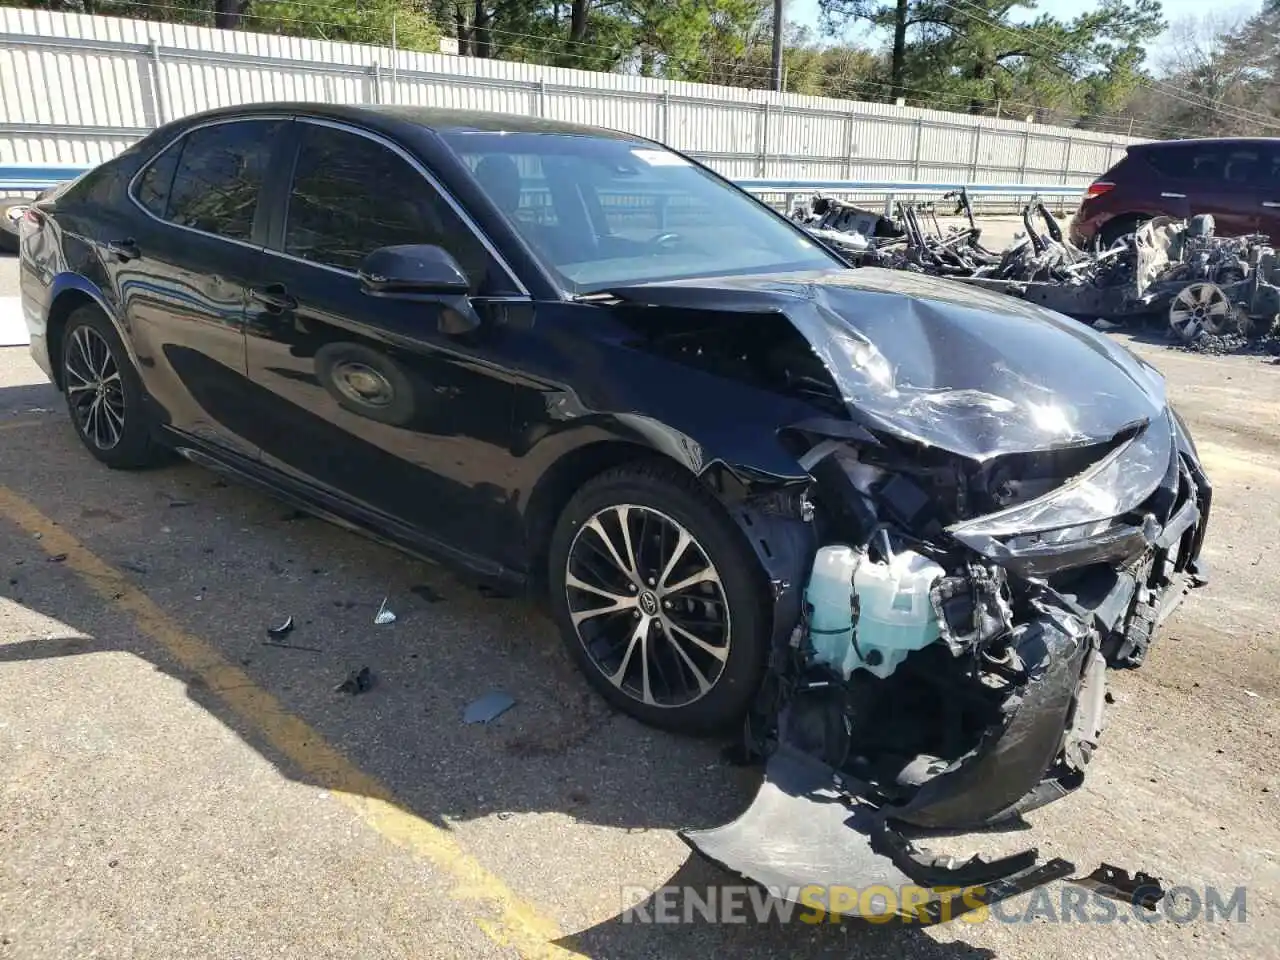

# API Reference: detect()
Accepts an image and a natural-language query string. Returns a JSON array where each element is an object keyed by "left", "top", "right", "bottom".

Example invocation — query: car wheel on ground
[
  {"left": 60, "top": 305, "right": 167, "bottom": 469},
  {"left": 0, "top": 199, "right": 30, "bottom": 252},
  {"left": 547, "top": 461, "right": 770, "bottom": 735}
]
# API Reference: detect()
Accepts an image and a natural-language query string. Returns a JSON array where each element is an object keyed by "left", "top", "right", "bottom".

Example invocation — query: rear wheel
[
  {"left": 1168, "top": 282, "right": 1232, "bottom": 341},
  {"left": 61, "top": 305, "right": 166, "bottom": 469},
  {"left": 548, "top": 462, "right": 770, "bottom": 735}
]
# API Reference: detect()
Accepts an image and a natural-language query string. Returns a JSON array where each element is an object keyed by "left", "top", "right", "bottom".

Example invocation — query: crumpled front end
[
  {"left": 680, "top": 406, "right": 1208, "bottom": 920},
  {"left": 607, "top": 269, "right": 1209, "bottom": 919}
]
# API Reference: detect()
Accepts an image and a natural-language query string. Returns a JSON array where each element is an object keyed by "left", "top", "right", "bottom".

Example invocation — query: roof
[
  {"left": 173, "top": 101, "right": 647, "bottom": 142},
  {"left": 1131, "top": 136, "right": 1280, "bottom": 150}
]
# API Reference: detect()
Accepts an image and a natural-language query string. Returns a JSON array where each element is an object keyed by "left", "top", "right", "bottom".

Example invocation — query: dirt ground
[{"left": 0, "top": 250, "right": 1276, "bottom": 959}]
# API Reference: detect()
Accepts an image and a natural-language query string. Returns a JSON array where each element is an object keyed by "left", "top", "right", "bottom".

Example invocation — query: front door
[
  {"left": 244, "top": 118, "right": 527, "bottom": 564},
  {"left": 116, "top": 116, "right": 287, "bottom": 461}
]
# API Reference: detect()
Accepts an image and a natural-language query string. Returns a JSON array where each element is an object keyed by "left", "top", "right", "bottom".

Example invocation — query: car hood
[{"left": 609, "top": 267, "right": 1168, "bottom": 461}]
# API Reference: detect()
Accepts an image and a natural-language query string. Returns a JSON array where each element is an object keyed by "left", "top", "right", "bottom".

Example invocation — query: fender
[
  {"left": 517, "top": 410, "right": 817, "bottom": 643},
  {"left": 47, "top": 271, "right": 146, "bottom": 377}
]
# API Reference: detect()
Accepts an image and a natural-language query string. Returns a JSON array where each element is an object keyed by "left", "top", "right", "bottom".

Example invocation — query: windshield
[{"left": 437, "top": 130, "right": 840, "bottom": 292}]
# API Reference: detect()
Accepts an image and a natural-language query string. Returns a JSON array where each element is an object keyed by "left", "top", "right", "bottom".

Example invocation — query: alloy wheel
[
  {"left": 1168, "top": 282, "right": 1232, "bottom": 341},
  {"left": 64, "top": 325, "right": 126, "bottom": 450},
  {"left": 564, "top": 504, "right": 731, "bottom": 709}
]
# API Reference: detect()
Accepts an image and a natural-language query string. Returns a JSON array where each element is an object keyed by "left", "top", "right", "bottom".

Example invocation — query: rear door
[
  {"left": 1145, "top": 142, "right": 1262, "bottom": 237},
  {"left": 121, "top": 116, "right": 287, "bottom": 460},
  {"left": 1256, "top": 145, "right": 1280, "bottom": 241},
  {"left": 1208, "top": 145, "right": 1272, "bottom": 237},
  {"left": 243, "top": 118, "right": 529, "bottom": 562}
]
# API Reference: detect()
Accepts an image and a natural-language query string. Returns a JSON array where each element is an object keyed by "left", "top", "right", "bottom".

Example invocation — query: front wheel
[
  {"left": 548, "top": 462, "right": 771, "bottom": 735},
  {"left": 61, "top": 305, "right": 166, "bottom": 469}
]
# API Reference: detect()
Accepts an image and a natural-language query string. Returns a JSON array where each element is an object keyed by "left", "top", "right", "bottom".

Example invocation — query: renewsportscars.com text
[{"left": 619, "top": 883, "right": 1247, "bottom": 926}]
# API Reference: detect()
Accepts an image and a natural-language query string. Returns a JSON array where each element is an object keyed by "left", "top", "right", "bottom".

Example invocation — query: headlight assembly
[{"left": 949, "top": 414, "right": 1174, "bottom": 543}]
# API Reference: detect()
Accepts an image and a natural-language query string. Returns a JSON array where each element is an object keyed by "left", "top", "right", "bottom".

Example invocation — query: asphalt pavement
[{"left": 0, "top": 249, "right": 1276, "bottom": 959}]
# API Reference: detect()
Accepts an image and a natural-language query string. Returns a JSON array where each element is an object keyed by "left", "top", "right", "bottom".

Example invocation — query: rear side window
[
  {"left": 134, "top": 119, "right": 281, "bottom": 241},
  {"left": 1142, "top": 143, "right": 1275, "bottom": 185},
  {"left": 135, "top": 140, "right": 181, "bottom": 217},
  {"left": 1141, "top": 145, "right": 1201, "bottom": 179},
  {"left": 282, "top": 122, "right": 493, "bottom": 290}
]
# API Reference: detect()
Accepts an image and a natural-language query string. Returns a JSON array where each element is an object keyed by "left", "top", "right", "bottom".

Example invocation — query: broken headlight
[{"left": 948, "top": 415, "right": 1173, "bottom": 541}]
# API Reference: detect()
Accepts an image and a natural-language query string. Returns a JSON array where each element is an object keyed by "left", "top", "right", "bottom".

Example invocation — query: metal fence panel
[{"left": 0, "top": 6, "right": 1139, "bottom": 200}]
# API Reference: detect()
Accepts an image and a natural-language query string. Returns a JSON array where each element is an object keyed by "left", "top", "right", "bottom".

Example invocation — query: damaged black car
[{"left": 21, "top": 103, "right": 1209, "bottom": 922}]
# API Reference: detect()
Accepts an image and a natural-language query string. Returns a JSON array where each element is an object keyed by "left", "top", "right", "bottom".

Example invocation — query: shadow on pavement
[{"left": 0, "top": 374, "right": 1001, "bottom": 959}]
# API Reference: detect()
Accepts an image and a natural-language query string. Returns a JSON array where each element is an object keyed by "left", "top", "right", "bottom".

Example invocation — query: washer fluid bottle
[{"left": 805, "top": 542, "right": 945, "bottom": 680}]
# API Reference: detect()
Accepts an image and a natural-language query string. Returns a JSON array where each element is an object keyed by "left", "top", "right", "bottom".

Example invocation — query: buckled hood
[{"left": 610, "top": 267, "right": 1168, "bottom": 461}]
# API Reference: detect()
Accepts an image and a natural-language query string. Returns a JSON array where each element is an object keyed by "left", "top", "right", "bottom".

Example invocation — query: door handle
[
  {"left": 250, "top": 284, "right": 298, "bottom": 312},
  {"left": 1263, "top": 202, "right": 1280, "bottom": 209},
  {"left": 105, "top": 238, "right": 140, "bottom": 261},
  {"left": 1160, "top": 192, "right": 1186, "bottom": 199}
]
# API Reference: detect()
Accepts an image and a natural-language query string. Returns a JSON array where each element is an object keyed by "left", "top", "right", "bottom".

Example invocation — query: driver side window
[{"left": 283, "top": 123, "right": 499, "bottom": 294}]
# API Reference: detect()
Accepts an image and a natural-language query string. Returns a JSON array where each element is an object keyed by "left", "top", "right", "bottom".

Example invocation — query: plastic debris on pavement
[
  {"left": 266, "top": 615, "right": 295, "bottom": 638},
  {"left": 374, "top": 596, "right": 397, "bottom": 625},
  {"left": 464, "top": 691, "right": 516, "bottom": 724}
]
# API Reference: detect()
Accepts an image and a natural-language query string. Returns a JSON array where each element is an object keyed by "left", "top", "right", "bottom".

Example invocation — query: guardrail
[
  {"left": 736, "top": 178, "right": 1083, "bottom": 196},
  {"left": 1, "top": 164, "right": 1084, "bottom": 212},
  {"left": 0, "top": 163, "right": 89, "bottom": 192},
  {"left": 736, "top": 178, "right": 1083, "bottom": 216}
]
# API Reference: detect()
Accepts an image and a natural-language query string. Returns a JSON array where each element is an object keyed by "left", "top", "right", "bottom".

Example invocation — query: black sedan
[{"left": 20, "top": 103, "right": 1211, "bottom": 917}]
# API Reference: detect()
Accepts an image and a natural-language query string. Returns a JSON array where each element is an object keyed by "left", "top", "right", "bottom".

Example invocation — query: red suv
[{"left": 1069, "top": 137, "right": 1280, "bottom": 248}]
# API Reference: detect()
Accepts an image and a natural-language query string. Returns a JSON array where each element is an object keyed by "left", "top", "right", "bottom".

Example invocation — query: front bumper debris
[
  {"left": 680, "top": 407, "right": 1208, "bottom": 925},
  {"left": 681, "top": 746, "right": 1077, "bottom": 924}
]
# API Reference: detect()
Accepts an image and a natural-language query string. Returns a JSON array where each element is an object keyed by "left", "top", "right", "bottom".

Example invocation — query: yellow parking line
[{"left": 0, "top": 482, "right": 582, "bottom": 960}]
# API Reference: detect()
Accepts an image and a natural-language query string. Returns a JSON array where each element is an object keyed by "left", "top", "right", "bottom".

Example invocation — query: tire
[
  {"left": 60, "top": 305, "right": 166, "bottom": 469},
  {"left": 1097, "top": 215, "right": 1147, "bottom": 251},
  {"left": 548, "top": 461, "right": 771, "bottom": 735},
  {"left": 0, "top": 199, "right": 27, "bottom": 253}
]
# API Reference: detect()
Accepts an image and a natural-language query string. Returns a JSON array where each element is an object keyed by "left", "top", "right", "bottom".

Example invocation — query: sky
[{"left": 786, "top": 0, "right": 1264, "bottom": 60}]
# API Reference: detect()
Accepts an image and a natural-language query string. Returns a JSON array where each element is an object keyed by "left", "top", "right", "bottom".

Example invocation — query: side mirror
[{"left": 358, "top": 244, "right": 479, "bottom": 334}]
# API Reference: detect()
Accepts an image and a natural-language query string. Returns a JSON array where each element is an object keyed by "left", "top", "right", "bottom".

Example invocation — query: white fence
[{"left": 0, "top": 7, "right": 1138, "bottom": 195}]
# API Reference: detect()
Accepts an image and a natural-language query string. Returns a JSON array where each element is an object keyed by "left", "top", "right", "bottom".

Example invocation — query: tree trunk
[
  {"left": 968, "top": 60, "right": 988, "bottom": 115},
  {"left": 213, "top": 0, "right": 245, "bottom": 30},
  {"left": 473, "top": 0, "right": 492, "bottom": 58},
  {"left": 890, "top": 0, "right": 908, "bottom": 101},
  {"left": 455, "top": 2, "right": 471, "bottom": 55},
  {"left": 570, "top": 0, "right": 589, "bottom": 43}
]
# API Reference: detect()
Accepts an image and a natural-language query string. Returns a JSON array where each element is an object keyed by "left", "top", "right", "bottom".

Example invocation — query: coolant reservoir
[{"left": 805, "top": 543, "right": 945, "bottom": 680}]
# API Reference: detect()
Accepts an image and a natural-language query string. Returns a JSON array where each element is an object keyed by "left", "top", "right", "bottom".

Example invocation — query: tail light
[{"left": 1084, "top": 181, "right": 1115, "bottom": 200}]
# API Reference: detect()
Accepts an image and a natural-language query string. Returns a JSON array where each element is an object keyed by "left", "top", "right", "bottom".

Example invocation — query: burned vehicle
[
  {"left": 22, "top": 104, "right": 1206, "bottom": 922},
  {"left": 789, "top": 194, "right": 903, "bottom": 258},
  {"left": 793, "top": 189, "right": 1006, "bottom": 276},
  {"left": 804, "top": 188, "right": 1280, "bottom": 342},
  {"left": 955, "top": 208, "right": 1280, "bottom": 338}
]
